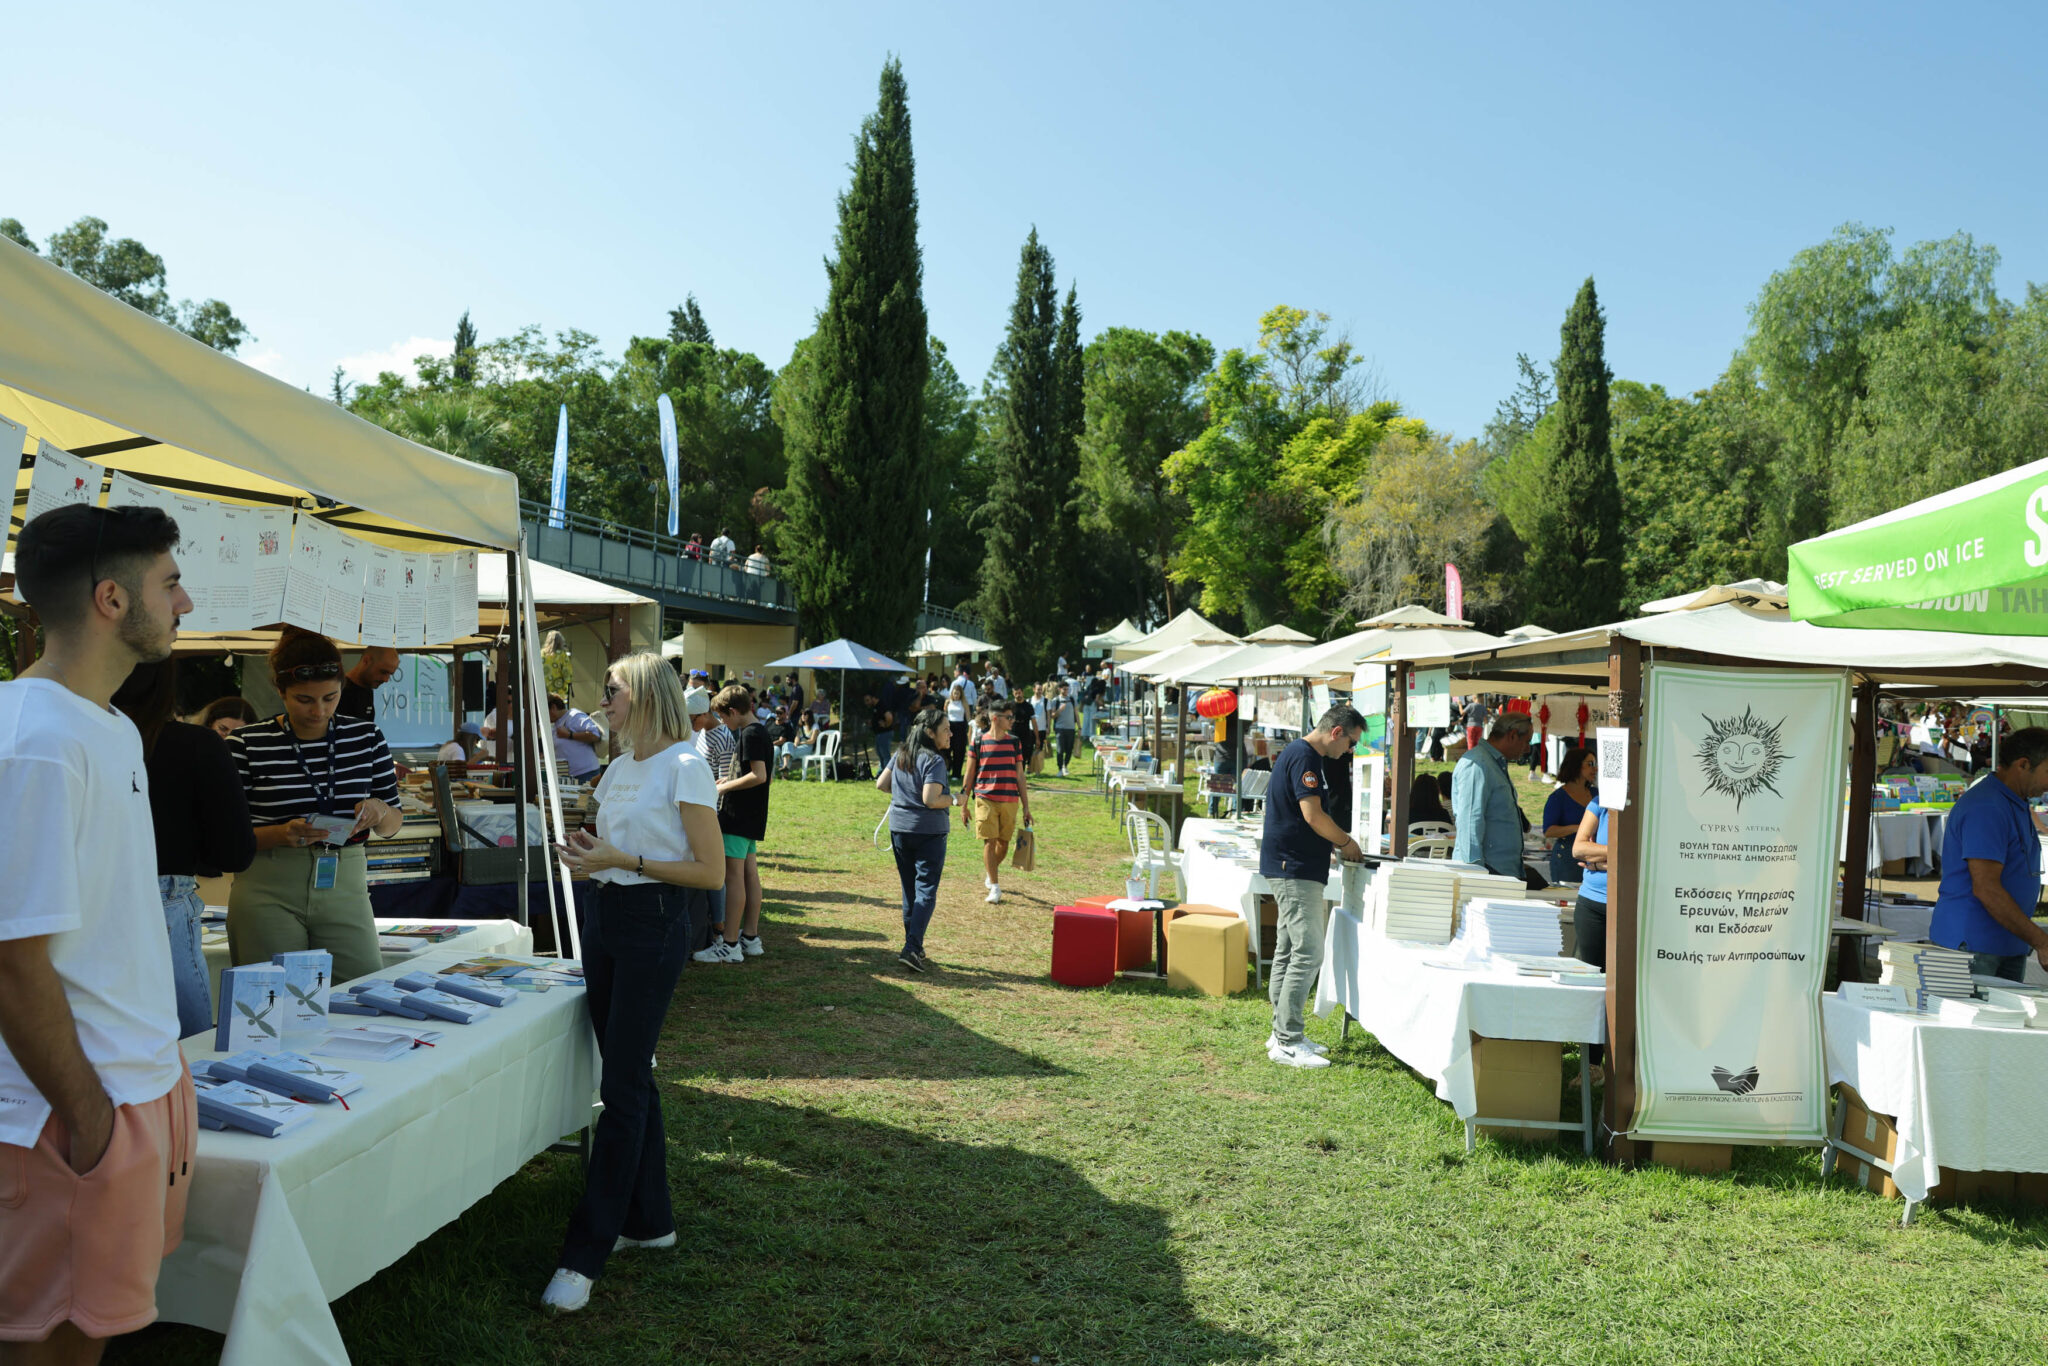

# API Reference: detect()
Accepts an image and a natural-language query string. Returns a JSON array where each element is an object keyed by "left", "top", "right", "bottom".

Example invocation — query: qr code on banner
[{"left": 1601, "top": 744, "right": 1627, "bottom": 787}]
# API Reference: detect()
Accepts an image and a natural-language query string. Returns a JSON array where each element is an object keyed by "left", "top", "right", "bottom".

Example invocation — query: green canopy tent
[{"left": 1788, "top": 458, "right": 2048, "bottom": 632}]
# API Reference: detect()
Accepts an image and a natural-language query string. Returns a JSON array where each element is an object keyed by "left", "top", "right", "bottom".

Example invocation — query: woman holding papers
[
  {"left": 545, "top": 652, "right": 725, "bottom": 1315},
  {"left": 224, "top": 628, "right": 403, "bottom": 984}
]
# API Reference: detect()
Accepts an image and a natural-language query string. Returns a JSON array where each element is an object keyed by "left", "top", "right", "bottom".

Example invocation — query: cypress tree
[
  {"left": 452, "top": 309, "right": 478, "bottom": 384},
  {"left": 1526, "top": 277, "right": 1623, "bottom": 628},
  {"left": 979, "top": 231, "right": 1062, "bottom": 681},
  {"left": 779, "top": 58, "right": 930, "bottom": 649},
  {"left": 1050, "top": 285, "right": 1085, "bottom": 640}
]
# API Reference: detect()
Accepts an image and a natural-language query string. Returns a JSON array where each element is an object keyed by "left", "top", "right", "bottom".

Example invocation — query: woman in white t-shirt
[
  {"left": 543, "top": 653, "right": 723, "bottom": 1315},
  {"left": 944, "top": 681, "right": 969, "bottom": 779}
]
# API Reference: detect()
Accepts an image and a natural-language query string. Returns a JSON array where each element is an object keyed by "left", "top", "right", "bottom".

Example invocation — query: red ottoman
[
  {"left": 1051, "top": 905, "right": 1118, "bottom": 988},
  {"left": 1075, "top": 894, "right": 1153, "bottom": 972}
]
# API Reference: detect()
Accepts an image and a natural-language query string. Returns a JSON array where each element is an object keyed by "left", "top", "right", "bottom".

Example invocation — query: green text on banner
[{"left": 1630, "top": 663, "right": 1848, "bottom": 1143}]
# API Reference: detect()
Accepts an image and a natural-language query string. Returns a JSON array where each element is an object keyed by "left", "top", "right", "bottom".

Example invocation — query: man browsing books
[{"left": 0, "top": 506, "right": 200, "bottom": 1362}]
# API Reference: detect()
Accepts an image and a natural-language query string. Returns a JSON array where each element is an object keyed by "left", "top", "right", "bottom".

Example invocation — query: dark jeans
[
  {"left": 559, "top": 880, "right": 697, "bottom": 1279},
  {"left": 1573, "top": 895, "right": 1608, "bottom": 1067},
  {"left": 873, "top": 727, "right": 898, "bottom": 773},
  {"left": 1055, "top": 729, "right": 1076, "bottom": 770},
  {"left": 701, "top": 885, "right": 727, "bottom": 948},
  {"left": 891, "top": 829, "right": 948, "bottom": 956},
  {"left": 947, "top": 724, "right": 968, "bottom": 779},
  {"left": 1968, "top": 950, "right": 2028, "bottom": 983}
]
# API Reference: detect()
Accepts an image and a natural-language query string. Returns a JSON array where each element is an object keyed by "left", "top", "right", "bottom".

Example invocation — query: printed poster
[
  {"left": 325, "top": 532, "right": 368, "bottom": 643},
  {"left": 1630, "top": 664, "right": 1848, "bottom": 1144},
  {"left": 360, "top": 546, "right": 399, "bottom": 647},
  {"left": 394, "top": 552, "right": 427, "bottom": 648},
  {"left": 452, "top": 549, "right": 480, "bottom": 639},
  {"left": 22, "top": 441, "right": 100, "bottom": 532},
  {"left": 247, "top": 509, "right": 292, "bottom": 626},
  {"left": 282, "top": 516, "right": 335, "bottom": 632},
  {"left": 423, "top": 553, "right": 453, "bottom": 645}
]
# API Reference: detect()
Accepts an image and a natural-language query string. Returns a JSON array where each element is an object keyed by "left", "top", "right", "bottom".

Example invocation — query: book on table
[
  {"left": 270, "top": 949, "right": 333, "bottom": 1045},
  {"left": 392, "top": 987, "right": 492, "bottom": 1024},
  {"left": 380, "top": 924, "right": 466, "bottom": 941},
  {"left": 246, "top": 1052, "right": 366, "bottom": 1102},
  {"left": 214, "top": 964, "right": 289, "bottom": 1052},
  {"left": 194, "top": 1080, "right": 320, "bottom": 1137},
  {"left": 313, "top": 1028, "right": 419, "bottom": 1062},
  {"left": 347, "top": 983, "right": 436, "bottom": 1020},
  {"left": 398, "top": 969, "right": 516, "bottom": 1007}
]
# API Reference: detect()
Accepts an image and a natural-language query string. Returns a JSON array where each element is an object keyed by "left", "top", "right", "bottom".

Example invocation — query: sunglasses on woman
[
  {"left": 602, "top": 682, "right": 624, "bottom": 701},
  {"left": 277, "top": 662, "right": 342, "bottom": 683}
]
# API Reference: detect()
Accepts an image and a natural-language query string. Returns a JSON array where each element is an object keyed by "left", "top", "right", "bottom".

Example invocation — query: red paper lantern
[{"left": 1195, "top": 688, "right": 1238, "bottom": 719}]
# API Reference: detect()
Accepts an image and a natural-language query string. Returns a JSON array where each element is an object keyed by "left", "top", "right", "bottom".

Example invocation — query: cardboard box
[
  {"left": 1165, "top": 912, "right": 1247, "bottom": 996},
  {"left": 1469, "top": 1036, "right": 1561, "bottom": 1143},
  {"left": 1650, "top": 1142, "right": 1733, "bottom": 1174}
]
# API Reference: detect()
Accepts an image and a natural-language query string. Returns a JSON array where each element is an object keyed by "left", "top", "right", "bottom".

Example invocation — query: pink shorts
[{"left": 0, "top": 1066, "right": 197, "bottom": 1342}]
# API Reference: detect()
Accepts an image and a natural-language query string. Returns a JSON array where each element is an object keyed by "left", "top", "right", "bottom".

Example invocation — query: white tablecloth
[
  {"left": 1178, "top": 816, "right": 1343, "bottom": 914},
  {"left": 1312, "top": 908, "right": 1607, "bottom": 1118},
  {"left": 1851, "top": 811, "right": 1945, "bottom": 875},
  {"left": 159, "top": 940, "right": 598, "bottom": 1364},
  {"left": 1823, "top": 994, "right": 2048, "bottom": 1203}
]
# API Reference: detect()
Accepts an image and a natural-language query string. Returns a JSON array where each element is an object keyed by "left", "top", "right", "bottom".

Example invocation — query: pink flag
[{"left": 1444, "top": 562, "right": 1464, "bottom": 621}]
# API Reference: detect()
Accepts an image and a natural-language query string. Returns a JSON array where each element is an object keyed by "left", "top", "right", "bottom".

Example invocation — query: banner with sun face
[{"left": 1631, "top": 663, "right": 1849, "bottom": 1144}]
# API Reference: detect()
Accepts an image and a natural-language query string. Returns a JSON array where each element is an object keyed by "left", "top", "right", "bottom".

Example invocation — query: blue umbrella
[{"left": 763, "top": 640, "right": 914, "bottom": 767}]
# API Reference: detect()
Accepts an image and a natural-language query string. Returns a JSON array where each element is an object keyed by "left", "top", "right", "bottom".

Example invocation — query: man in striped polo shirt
[{"left": 961, "top": 704, "right": 1031, "bottom": 904}]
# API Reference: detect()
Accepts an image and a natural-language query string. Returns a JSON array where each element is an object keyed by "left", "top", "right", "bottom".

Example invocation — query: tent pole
[
  {"left": 1601, "top": 636, "right": 1644, "bottom": 1166},
  {"left": 519, "top": 538, "right": 580, "bottom": 961},
  {"left": 510, "top": 558, "right": 529, "bottom": 930},
  {"left": 1838, "top": 679, "right": 1879, "bottom": 984},
  {"left": 1390, "top": 667, "right": 1412, "bottom": 857}
]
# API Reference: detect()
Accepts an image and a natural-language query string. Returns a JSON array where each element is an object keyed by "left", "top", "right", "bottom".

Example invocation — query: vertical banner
[
  {"left": 1631, "top": 663, "right": 1848, "bottom": 1144},
  {"left": 548, "top": 405, "right": 569, "bottom": 531},
  {"left": 657, "top": 392, "right": 680, "bottom": 538},
  {"left": 1444, "top": 561, "right": 1464, "bottom": 621}
]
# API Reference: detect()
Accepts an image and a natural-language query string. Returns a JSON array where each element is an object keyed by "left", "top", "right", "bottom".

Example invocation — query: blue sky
[{"left": 8, "top": 2, "right": 2045, "bottom": 439}]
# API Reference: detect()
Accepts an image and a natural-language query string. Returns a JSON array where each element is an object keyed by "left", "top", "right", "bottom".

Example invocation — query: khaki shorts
[
  {"left": 0, "top": 1066, "right": 197, "bottom": 1342},
  {"left": 974, "top": 798, "right": 1020, "bottom": 843}
]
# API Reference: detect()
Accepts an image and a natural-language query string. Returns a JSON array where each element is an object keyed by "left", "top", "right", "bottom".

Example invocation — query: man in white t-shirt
[
  {"left": 708, "top": 531, "right": 736, "bottom": 567},
  {"left": 953, "top": 664, "right": 978, "bottom": 710},
  {"left": 0, "top": 504, "right": 200, "bottom": 1356}
]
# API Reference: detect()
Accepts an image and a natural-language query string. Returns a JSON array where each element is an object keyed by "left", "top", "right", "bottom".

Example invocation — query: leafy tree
[
  {"left": 1049, "top": 285, "right": 1085, "bottom": 633},
  {"left": 452, "top": 310, "right": 478, "bottom": 385},
  {"left": 1481, "top": 352, "right": 1553, "bottom": 461},
  {"left": 329, "top": 366, "right": 352, "bottom": 405},
  {"left": 669, "top": 295, "right": 713, "bottom": 346},
  {"left": 1, "top": 218, "right": 36, "bottom": 253},
  {"left": 978, "top": 229, "right": 1065, "bottom": 679},
  {"left": 1522, "top": 278, "right": 1622, "bottom": 629},
  {"left": 923, "top": 338, "right": 985, "bottom": 612},
  {"left": 39, "top": 215, "right": 249, "bottom": 352},
  {"left": 1612, "top": 376, "right": 1775, "bottom": 610},
  {"left": 1325, "top": 431, "right": 1506, "bottom": 622},
  {"left": 776, "top": 57, "right": 930, "bottom": 650},
  {"left": 1077, "top": 327, "right": 1213, "bottom": 624},
  {"left": 621, "top": 335, "right": 784, "bottom": 547}
]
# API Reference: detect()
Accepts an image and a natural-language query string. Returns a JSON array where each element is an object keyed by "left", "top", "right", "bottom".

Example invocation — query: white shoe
[
  {"left": 1267, "top": 1033, "right": 1329, "bottom": 1056},
  {"left": 693, "top": 940, "right": 744, "bottom": 964},
  {"left": 542, "top": 1268, "right": 593, "bottom": 1313},
  {"left": 739, "top": 934, "right": 765, "bottom": 958},
  {"left": 985, "top": 884, "right": 1002, "bottom": 904},
  {"left": 1269, "top": 1042, "right": 1331, "bottom": 1069},
  {"left": 613, "top": 1231, "right": 677, "bottom": 1252}
]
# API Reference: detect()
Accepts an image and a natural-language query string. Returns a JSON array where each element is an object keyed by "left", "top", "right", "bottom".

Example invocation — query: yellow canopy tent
[{"left": 0, "top": 237, "right": 577, "bottom": 952}]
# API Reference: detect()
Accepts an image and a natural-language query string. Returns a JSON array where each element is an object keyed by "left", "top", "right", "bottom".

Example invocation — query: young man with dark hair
[
  {"left": 696, "top": 686, "right": 773, "bottom": 964},
  {"left": 962, "top": 704, "right": 1030, "bottom": 904},
  {"left": 1262, "top": 703, "right": 1367, "bottom": 1070},
  {"left": 0, "top": 505, "right": 198, "bottom": 1362}
]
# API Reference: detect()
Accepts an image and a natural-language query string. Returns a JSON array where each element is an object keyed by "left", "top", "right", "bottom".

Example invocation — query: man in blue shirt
[
  {"left": 1453, "top": 712, "right": 1533, "bottom": 880},
  {"left": 1260, "top": 704, "right": 1367, "bottom": 1070},
  {"left": 1930, "top": 728, "right": 2048, "bottom": 981}
]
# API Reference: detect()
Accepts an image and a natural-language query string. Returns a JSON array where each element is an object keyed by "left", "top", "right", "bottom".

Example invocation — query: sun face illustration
[{"left": 1695, "top": 705, "right": 1790, "bottom": 809}]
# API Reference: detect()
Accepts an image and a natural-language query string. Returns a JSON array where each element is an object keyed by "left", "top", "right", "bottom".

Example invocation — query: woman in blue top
[
  {"left": 876, "top": 707, "right": 955, "bottom": 972},
  {"left": 1541, "top": 747, "right": 1598, "bottom": 883},
  {"left": 1572, "top": 798, "right": 1611, "bottom": 1070}
]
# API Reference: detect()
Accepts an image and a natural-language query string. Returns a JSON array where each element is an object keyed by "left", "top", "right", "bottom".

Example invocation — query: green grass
[{"left": 116, "top": 762, "right": 2048, "bottom": 1364}]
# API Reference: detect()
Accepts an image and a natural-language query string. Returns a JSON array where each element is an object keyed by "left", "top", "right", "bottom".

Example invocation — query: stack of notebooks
[
  {"left": 1373, "top": 862, "right": 1464, "bottom": 944},
  {"left": 1936, "top": 997, "right": 2028, "bottom": 1030},
  {"left": 1977, "top": 984, "right": 2048, "bottom": 1028},
  {"left": 1452, "top": 898, "right": 1564, "bottom": 959},
  {"left": 1877, "top": 942, "right": 1977, "bottom": 1010},
  {"left": 1496, "top": 953, "right": 1605, "bottom": 986},
  {"left": 365, "top": 828, "right": 441, "bottom": 886}
]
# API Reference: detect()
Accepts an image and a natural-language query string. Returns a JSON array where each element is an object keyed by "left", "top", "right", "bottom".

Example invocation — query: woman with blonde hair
[{"left": 543, "top": 651, "right": 724, "bottom": 1314}]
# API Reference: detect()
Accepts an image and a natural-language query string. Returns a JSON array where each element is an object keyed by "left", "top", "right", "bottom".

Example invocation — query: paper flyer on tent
[
  {"left": 0, "top": 414, "right": 25, "bottom": 463},
  {"left": 394, "top": 551, "right": 427, "bottom": 647},
  {"left": 282, "top": 515, "right": 332, "bottom": 632},
  {"left": 424, "top": 552, "right": 453, "bottom": 644},
  {"left": 105, "top": 470, "right": 173, "bottom": 516},
  {"left": 453, "top": 549, "right": 480, "bottom": 638},
  {"left": 360, "top": 545, "right": 399, "bottom": 646},
  {"left": 206, "top": 504, "right": 257, "bottom": 631},
  {"left": 23, "top": 441, "right": 100, "bottom": 531},
  {"left": 324, "top": 531, "right": 369, "bottom": 642},
  {"left": 248, "top": 508, "right": 292, "bottom": 626}
]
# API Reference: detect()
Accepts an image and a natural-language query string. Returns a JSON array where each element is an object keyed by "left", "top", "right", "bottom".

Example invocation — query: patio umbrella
[{"left": 763, "top": 639, "right": 915, "bottom": 765}]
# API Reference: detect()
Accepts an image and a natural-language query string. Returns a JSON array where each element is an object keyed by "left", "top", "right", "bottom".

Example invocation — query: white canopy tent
[
  {"left": 1260, "top": 627, "right": 1393, "bottom": 681},
  {"left": 1114, "top": 607, "right": 1227, "bottom": 661},
  {"left": 1244, "top": 623, "right": 1315, "bottom": 643},
  {"left": 1168, "top": 640, "right": 1308, "bottom": 687},
  {"left": 909, "top": 625, "right": 1001, "bottom": 657},
  {"left": 1084, "top": 617, "right": 1146, "bottom": 654},
  {"left": 1360, "top": 604, "right": 1470, "bottom": 628},
  {"left": 1123, "top": 633, "right": 1243, "bottom": 680}
]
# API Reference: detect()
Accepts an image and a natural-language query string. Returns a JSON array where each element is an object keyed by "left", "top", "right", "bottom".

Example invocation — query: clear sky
[{"left": 8, "top": 2, "right": 2045, "bottom": 439}]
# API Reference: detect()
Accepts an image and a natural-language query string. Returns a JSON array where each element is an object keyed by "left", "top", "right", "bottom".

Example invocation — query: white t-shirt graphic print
[{"left": 590, "top": 740, "right": 718, "bottom": 886}]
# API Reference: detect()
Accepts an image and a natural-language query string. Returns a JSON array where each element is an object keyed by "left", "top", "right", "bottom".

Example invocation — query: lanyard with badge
[{"left": 285, "top": 718, "right": 343, "bottom": 889}]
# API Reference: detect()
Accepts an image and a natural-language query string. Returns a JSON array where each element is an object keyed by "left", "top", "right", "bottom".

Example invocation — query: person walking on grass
[
  {"left": 1263, "top": 704, "right": 1367, "bottom": 1070},
  {"left": 876, "top": 707, "right": 954, "bottom": 972},
  {"left": 944, "top": 681, "right": 970, "bottom": 780},
  {"left": 695, "top": 686, "right": 773, "bottom": 965},
  {"left": 545, "top": 653, "right": 724, "bottom": 1314},
  {"left": 1051, "top": 680, "right": 1080, "bottom": 778},
  {"left": 961, "top": 703, "right": 1030, "bottom": 904}
]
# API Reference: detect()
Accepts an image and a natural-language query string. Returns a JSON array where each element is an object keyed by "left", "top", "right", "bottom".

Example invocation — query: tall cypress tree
[
  {"left": 980, "top": 231, "right": 1062, "bottom": 680},
  {"left": 779, "top": 58, "right": 929, "bottom": 649},
  {"left": 1526, "top": 277, "right": 1623, "bottom": 628},
  {"left": 452, "top": 310, "right": 478, "bottom": 384},
  {"left": 1049, "top": 285, "right": 1085, "bottom": 641}
]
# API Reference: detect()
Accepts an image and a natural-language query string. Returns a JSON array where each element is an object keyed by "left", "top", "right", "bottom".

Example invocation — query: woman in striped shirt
[{"left": 225, "top": 628, "right": 403, "bottom": 983}]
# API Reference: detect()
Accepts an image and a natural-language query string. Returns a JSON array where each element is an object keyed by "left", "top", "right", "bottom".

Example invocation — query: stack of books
[
  {"left": 194, "top": 1079, "right": 320, "bottom": 1137},
  {"left": 365, "top": 827, "right": 441, "bottom": 886},
  {"left": 1877, "top": 942, "right": 1976, "bottom": 1010},
  {"left": 1452, "top": 898, "right": 1564, "bottom": 959},
  {"left": 1937, "top": 997, "right": 2028, "bottom": 1030},
  {"left": 1497, "top": 953, "right": 1602, "bottom": 984},
  {"left": 381, "top": 924, "right": 465, "bottom": 943},
  {"left": 314, "top": 1027, "right": 424, "bottom": 1062},
  {"left": 1373, "top": 862, "right": 1463, "bottom": 944},
  {"left": 440, "top": 956, "right": 586, "bottom": 991},
  {"left": 1454, "top": 872, "right": 1529, "bottom": 940},
  {"left": 1977, "top": 985, "right": 2048, "bottom": 1028}
]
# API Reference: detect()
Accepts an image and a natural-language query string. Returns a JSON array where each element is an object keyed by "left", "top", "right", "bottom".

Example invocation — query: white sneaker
[
  {"left": 613, "top": 1231, "right": 677, "bottom": 1252},
  {"left": 541, "top": 1268, "right": 593, "bottom": 1313},
  {"left": 739, "top": 934, "right": 764, "bottom": 958},
  {"left": 1267, "top": 1033, "right": 1329, "bottom": 1056},
  {"left": 693, "top": 940, "right": 744, "bottom": 965},
  {"left": 1269, "top": 1043, "right": 1331, "bottom": 1069},
  {"left": 985, "top": 884, "right": 1002, "bottom": 904}
]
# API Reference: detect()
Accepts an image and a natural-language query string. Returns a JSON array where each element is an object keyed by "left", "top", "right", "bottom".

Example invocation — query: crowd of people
[{"left": 679, "top": 529, "right": 772, "bottom": 577}]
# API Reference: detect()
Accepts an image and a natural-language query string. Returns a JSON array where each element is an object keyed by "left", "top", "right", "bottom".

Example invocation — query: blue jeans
[
  {"left": 558, "top": 880, "right": 697, "bottom": 1279},
  {"left": 873, "top": 727, "right": 898, "bottom": 772},
  {"left": 1969, "top": 951, "right": 2028, "bottom": 983},
  {"left": 890, "top": 830, "right": 947, "bottom": 956},
  {"left": 159, "top": 875, "right": 213, "bottom": 1038}
]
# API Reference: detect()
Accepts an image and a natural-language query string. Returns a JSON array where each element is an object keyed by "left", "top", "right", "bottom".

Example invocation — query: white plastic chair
[
  {"left": 1407, "top": 820, "right": 1455, "bottom": 841},
  {"left": 1410, "top": 835, "right": 1456, "bottom": 859},
  {"left": 802, "top": 729, "right": 843, "bottom": 782},
  {"left": 1237, "top": 768, "right": 1272, "bottom": 817},
  {"left": 1124, "top": 805, "right": 1184, "bottom": 902}
]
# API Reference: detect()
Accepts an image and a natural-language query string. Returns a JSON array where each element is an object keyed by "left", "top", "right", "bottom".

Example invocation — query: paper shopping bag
[{"left": 1011, "top": 826, "right": 1037, "bottom": 871}]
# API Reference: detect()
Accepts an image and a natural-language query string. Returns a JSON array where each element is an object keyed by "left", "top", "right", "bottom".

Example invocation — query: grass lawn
[{"left": 116, "top": 762, "right": 2048, "bottom": 1365}]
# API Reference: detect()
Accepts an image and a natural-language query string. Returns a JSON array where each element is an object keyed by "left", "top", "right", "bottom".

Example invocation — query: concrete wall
[{"left": 668, "top": 621, "right": 801, "bottom": 689}]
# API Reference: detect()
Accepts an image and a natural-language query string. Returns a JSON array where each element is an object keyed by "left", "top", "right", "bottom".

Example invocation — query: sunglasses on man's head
[{"left": 277, "top": 663, "right": 342, "bottom": 683}]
